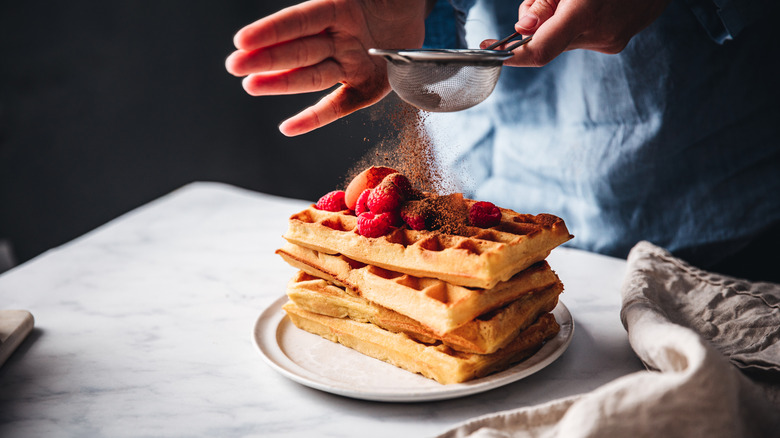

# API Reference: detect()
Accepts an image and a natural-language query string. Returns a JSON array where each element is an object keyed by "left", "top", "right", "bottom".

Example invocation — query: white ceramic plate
[{"left": 253, "top": 295, "right": 574, "bottom": 402}]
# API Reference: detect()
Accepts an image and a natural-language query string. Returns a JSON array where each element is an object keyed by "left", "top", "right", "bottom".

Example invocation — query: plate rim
[{"left": 253, "top": 295, "right": 574, "bottom": 402}]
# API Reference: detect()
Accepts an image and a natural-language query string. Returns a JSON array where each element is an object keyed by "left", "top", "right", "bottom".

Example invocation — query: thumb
[
  {"left": 515, "top": 0, "right": 559, "bottom": 35},
  {"left": 278, "top": 84, "right": 390, "bottom": 136}
]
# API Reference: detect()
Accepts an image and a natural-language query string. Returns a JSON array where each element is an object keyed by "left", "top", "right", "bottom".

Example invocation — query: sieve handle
[
  {"left": 367, "top": 48, "right": 412, "bottom": 63},
  {"left": 506, "top": 35, "right": 533, "bottom": 51},
  {"left": 486, "top": 32, "right": 533, "bottom": 51}
]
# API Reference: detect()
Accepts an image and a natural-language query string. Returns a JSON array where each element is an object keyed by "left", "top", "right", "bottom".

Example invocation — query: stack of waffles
[{"left": 276, "top": 196, "right": 572, "bottom": 384}]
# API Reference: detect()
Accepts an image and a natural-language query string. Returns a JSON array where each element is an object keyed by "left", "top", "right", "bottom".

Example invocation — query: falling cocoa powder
[
  {"left": 345, "top": 97, "right": 456, "bottom": 195},
  {"left": 344, "top": 96, "right": 470, "bottom": 234},
  {"left": 389, "top": 104, "right": 441, "bottom": 193}
]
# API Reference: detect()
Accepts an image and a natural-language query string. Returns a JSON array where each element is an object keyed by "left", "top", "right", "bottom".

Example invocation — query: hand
[
  {"left": 225, "top": 0, "right": 430, "bottom": 136},
  {"left": 481, "top": 0, "right": 671, "bottom": 67}
]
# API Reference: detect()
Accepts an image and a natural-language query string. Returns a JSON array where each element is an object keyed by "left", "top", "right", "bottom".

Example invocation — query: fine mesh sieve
[{"left": 368, "top": 33, "right": 531, "bottom": 112}]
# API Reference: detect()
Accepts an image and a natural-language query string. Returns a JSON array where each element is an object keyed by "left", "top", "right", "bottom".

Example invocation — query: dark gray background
[{"left": 1, "top": 1, "right": 394, "bottom": 267}]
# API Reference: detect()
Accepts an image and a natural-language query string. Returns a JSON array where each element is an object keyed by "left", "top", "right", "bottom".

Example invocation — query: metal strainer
[{"left": 368, "top": 33, "right": 531, "bottom": 112}]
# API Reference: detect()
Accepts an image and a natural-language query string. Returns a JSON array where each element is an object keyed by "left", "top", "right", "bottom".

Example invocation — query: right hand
[
  {"left": 225, "top": 0, "right": 430, "bottom": 136},
  {"left": 481, "top": 0, "right": 671, "bottom": 67}
]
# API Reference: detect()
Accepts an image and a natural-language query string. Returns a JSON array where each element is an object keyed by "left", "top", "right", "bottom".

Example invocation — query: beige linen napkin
[{"left": 437, "top": 241, "right": 779, "bottom": 438}]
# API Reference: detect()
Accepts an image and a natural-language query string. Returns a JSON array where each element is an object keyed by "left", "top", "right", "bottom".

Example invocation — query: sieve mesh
[
  {"left": 387, "top": 61, "right": 504, "bottom": 112},
  {"left": 369, "top": 48, "right": 515, "bottom": 112}
]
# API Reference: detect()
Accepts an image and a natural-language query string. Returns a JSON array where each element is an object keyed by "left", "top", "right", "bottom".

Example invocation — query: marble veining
[{"left": 0, "top": 182, "right": 644, "bottom": 437}]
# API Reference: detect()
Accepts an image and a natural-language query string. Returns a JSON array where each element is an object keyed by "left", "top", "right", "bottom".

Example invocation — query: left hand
[{"left": 225, "top": 0, "right": 430, "bottom": 136}]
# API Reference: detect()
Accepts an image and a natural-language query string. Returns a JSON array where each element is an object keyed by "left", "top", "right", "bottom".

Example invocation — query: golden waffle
[
  {"left": 286, "top": 270, "right": 562, "bottom": 354},
  {"left": 283, "top": 301, "right": 560, "bottom": 384},
  {"left": 277, "top": 243, "right": 561, "bottom": 333},
  {"left": 282, "top": 200, "right": 572, "bottom": 289}
]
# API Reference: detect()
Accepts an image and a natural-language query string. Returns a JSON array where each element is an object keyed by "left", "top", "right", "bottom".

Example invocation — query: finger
[
  {"left": 515, "top": 0, "right": 559, "bottom": 35},
  {"left": 233, "top": 1, "right": 337, "bottom": 51},
  {"left": 226, "top": 34, "right": 335, "bottom": 77},
  {"left": 503, "top": 10, "right": 579, "bottom": 67},
  {"left": 478, "top": 36, "right": 522, "bottom": 50},
  {"left": 278, "top": 85, "right": 389, "bottom": 136},
  {"left": 479, "top": 39, "right": 498, "bottom": 50},
  {"left": 242, "top": 61, "right": 344, "bottom": 95}
]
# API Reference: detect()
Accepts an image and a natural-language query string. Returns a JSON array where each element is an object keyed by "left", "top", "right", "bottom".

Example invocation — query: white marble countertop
[{"left": 0, "top": 182, "right": 644, "bottom": 437}]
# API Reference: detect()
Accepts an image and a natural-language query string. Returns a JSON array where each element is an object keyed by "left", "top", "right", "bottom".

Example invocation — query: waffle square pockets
[{"left": 275, "top": 171, "right": 572, "bottom": 384}]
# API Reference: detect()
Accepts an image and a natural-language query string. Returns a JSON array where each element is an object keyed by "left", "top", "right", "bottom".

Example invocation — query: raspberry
[
  {"left": 469, "top": 201, "right": 502, "bottom": 228},
  {"left": 400, "top": 201, "right": 427, "bottom": 230},
  {"left": 315, "top": 190, "right": 347, "bottom": 212},
  {"left": 355, "top": 189, "right": 371, "bottom": 216},
  {"left": 382, "top": 173, "right": 415, "bottom": 199},
  {"left": 356, "top": 211, "right": 393, "bottom": 238},
  {"left": 367, "top": 181, "right": 402, "bottom": 213},
  {"left": 385, "top": 209, "right": 403, "bottom": 227}
]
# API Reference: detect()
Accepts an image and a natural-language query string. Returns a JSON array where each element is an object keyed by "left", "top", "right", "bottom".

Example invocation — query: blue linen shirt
[{"left": 422, "top": 0, "right": 780, "bottom": 267}]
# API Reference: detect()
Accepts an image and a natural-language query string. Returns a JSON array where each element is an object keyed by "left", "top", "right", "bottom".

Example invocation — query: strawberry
[
  {"left": 356, "top": 211, "right": 393, "bottom": 238},
  {"left": 469, "top": 201, "right": 502, "bottom": 228},
  {"left": 315, "top": 190, "right": 347, "bottom": 212},
  {"left": 355, "top": 189, "right": 371, "bottom": 216}
]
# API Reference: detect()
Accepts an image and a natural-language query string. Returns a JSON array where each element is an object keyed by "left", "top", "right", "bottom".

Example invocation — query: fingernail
[{"left": 518, "top": 14, "right": 538, "bottom": 30}]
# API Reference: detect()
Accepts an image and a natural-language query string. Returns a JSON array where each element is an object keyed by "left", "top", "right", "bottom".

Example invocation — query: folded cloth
[
  {"left": 622, "top": 241, "right": 780, "bottom": 387},
  {"left": 436, "top": 241, "right": 779, "bottom": 438}
]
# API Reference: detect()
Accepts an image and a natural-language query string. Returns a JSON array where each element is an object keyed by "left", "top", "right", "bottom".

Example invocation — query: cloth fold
[
  {"left": 621, "top": 241, "right": 780, "bottom": 377},
  {"left": 437, "top": 241, "right": 779, "bottom": 438}
]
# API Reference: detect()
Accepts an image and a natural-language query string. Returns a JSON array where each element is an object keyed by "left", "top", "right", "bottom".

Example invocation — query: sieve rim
[{"left": 368, "top": 48, "right": 513, "bottom": 64}]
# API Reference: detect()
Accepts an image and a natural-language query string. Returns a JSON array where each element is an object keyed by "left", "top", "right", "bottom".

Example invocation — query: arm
[
  {"left": 482, "top": 0, "right": 672, "bottom": 67},
  {"left": 225, "top": 0, "right": 433, "bottom": 136}
]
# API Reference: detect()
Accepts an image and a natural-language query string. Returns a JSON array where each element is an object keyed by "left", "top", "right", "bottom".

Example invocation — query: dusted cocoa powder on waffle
[
  {"left": 403, "top": 193, "right": 469, "bottom": 235},
  {"left": 431, "top": 194, "right": 469, "bottom": 234}
]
